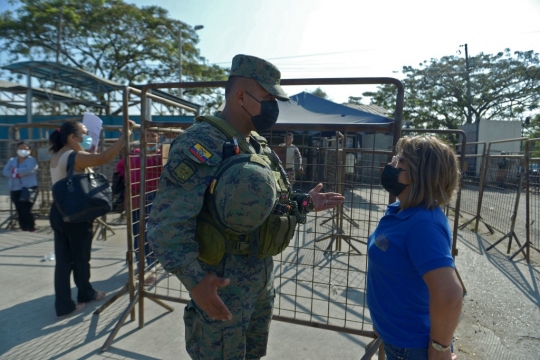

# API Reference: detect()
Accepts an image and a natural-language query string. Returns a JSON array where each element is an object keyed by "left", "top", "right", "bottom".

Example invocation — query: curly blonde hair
[{"left": 396, "top": 136, "right": 460, "bottom": 210}]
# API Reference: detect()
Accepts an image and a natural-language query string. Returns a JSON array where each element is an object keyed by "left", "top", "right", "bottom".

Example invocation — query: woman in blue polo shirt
[{"left": 367, "top": 136, "right": 463, "bottom": 360}]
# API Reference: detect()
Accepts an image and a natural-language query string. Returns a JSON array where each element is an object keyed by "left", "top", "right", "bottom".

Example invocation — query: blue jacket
[{"left": 2, "top": 156, "right": 39, "bottom": 191}]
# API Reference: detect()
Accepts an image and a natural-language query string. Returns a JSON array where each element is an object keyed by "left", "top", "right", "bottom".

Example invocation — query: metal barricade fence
[
  {"left": 453, "top": 142, "right": 486, "bottom": 231},
  {"left": 478, "top": 153, "right": 522, "bottom": 234},
  {"left": 134, "top": 122, "right": 393, "bottom": 351},
  {"left": 479, "top": 139, "right": 527, "bottom": 258},
  {"left": 0, "top": 136, "right": 13, "bottom": 213},
  {"left": 132, "top": 124, "right": 466, "bottom": 359},
  {"left": 96, "top": 86, "right": 203, "bottom": 349},
  {"left": 102, "top": 81, "right": 471, "bottom": 360},
  {"left": 523, "top": 139, "right": 540, "bottom": 262},
  {"left": 100, "top": 79, "right": 406, "bottom": 360}
]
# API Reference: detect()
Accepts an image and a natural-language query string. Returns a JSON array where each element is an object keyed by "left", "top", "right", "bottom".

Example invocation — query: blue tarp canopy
[{"left": 276, "top": 91, "right": 393, "bottom": 124}]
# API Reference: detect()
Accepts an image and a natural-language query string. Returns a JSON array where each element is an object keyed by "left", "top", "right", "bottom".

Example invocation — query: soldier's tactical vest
[{"left": 195, "top": 116, "right": 297, "bottom": 265}]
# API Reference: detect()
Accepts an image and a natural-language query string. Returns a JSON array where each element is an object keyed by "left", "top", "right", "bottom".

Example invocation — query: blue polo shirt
[{"left": 366, "top": 201, "right": 455, "bottom": 348}]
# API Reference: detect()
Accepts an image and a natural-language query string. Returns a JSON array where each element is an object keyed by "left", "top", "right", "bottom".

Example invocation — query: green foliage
[
  {"left": 347, "top": 96, "right": 363, "bottom": 105},
  {"left": 362, "top": 49, "right": 540, "bottom": 130},
  {"left": 310, "top": 87, "right": 328, "bottom": 99},
  {"left": 525, "top": 114, "right": 540, "bottom": 157},
  {"left": 0, "top": 0, "right": 228, "bottom": 114}
]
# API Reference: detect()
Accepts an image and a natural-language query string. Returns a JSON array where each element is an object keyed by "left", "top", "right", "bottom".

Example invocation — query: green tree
[
  {"left": 524, "top": 114, "right": 540, "bottom": 157},
  {"left": 310, "top": 87, "right": 328, "bottom": 99},
  {"left": 0, "top": 0, "right": 227, "bottom": 114},
  {"left": 347, "top": 96, "right": 363, "bottom": 105},
  {"left": 362, "top": 49, "right": 540, "bottom": 130}
]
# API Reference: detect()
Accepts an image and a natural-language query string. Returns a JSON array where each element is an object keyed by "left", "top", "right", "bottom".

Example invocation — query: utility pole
[
  {"left": 56, "top": 8, "right": 63, "bottom": 62},
  {"left": 157, "top": 24, "right": 204, "bottom": 100},
  {"left": 176, "top": 27, "right": 182, "bottom": 98},
  {"left": 460, "top": 44, "right": 475, "bottom": 147},
  {"left": 460, "top": 43, "right": 478, "bottom": 176},
  {"left": 54, "top": 8, "right": 63, "bottom": 116},
  {"left": 460, "top": 43, "right": 473, "bottom": 124}
]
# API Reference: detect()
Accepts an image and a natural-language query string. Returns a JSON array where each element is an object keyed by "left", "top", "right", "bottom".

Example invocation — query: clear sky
[
  {"left": 1, "top": 0, "right": 539, "bottom": 104},
  {"left": 128, "top": 0, "right": 540, "bottom": 103}
]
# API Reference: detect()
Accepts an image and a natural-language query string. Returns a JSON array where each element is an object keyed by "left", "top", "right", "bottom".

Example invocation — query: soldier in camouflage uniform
[{"left": 148, "top": 54, "right": 345, "bottom": 360}]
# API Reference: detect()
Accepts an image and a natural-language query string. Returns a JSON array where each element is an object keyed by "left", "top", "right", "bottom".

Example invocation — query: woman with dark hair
[
  {"left": 49, "top": 119, "right": 134, "bottom": 318},
  {"left": 2, "top": 141, "right": 39, "bottom": 231},
  {"left": 367, "top": 135, "right": 462, "bottom": 360}
]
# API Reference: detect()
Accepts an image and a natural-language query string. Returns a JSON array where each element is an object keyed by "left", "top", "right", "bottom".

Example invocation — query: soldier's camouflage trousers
[{"left": 184, "top": 254, "right": 275, "bottom": 360}]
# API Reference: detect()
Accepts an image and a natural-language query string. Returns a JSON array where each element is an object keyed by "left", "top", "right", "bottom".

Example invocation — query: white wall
[
  {"left": 461, "top": 120, "right": 521, "bottom": 154},
  {"left": 478, "top": 120, "right": 521, "bottom": 154},
  {"left": 460, "top": 120, "right": 522, "bottom": 176}
]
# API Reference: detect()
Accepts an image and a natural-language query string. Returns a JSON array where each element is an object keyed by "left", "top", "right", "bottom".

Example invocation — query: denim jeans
[
  {"left": 383, "top": 342, "right": 454, "bottom": 360},
  {"left": 383, "top": 342, "right": 428, "bottom": 360}
]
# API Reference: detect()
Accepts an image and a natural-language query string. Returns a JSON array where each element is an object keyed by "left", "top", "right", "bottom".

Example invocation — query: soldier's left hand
[{"left": 308, "top": 183, "right": 345, "bottom": 212}]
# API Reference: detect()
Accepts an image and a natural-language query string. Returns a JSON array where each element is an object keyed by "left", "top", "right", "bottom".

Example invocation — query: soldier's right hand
[{"left": 190, "top": 273, "right": 233, "bottom": 321}]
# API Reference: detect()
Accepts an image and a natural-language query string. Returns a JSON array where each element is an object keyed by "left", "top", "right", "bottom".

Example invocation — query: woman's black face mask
[
  {"left": 380, "top": 165, "right": 408, "bottom": 197},
  {"left": 242, "top": 91, "right": 279, "bottom": 132}
]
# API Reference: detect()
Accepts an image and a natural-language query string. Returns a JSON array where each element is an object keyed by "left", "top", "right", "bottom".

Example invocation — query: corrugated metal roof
[
  {"left": 2, "top": 61, "right": 124, "bottom": 94},
  {"left": 0, "top": 100, "right": 25, "bottom": 109},
  {"left": 0, "top": 79, "right": 102, "bottom": 107},
  {"left": 343, "top": 103, "right": 393, "bottom": 118},
  {"left": 1, "top": 62, "right": 203, "bottom": 112}
]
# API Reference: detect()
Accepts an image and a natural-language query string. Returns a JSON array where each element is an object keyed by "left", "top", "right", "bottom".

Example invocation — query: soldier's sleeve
[{"left": 147, "top": 131, "right": 222, "bottom": 291}]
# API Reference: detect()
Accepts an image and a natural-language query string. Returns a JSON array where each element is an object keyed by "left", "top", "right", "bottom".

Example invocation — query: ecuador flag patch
[{"left": 189, "top": 143, "right": 212, "bottom": 163}]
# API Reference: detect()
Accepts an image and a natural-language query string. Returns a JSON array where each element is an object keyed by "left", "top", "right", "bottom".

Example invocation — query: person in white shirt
[
  {"left": 48, "top": 119, "right": 134, "bottom": 318},
  {"left": 279, "top": 132, "right": 304, "bottom": 187}
]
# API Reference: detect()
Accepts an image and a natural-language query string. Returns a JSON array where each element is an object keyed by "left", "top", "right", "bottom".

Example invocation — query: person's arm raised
[{"left": 74, "top": 121, "right": 135, "bottom": 171}]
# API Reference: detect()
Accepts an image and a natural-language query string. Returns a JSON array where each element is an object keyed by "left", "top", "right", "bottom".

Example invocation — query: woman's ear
[{"left": 68, "top": 133, "right": 78, "bottom": 144}]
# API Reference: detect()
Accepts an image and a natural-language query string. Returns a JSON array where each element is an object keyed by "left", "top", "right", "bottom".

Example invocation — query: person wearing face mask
[
  {"left": 48, "top": 119, "right": 134, "bottom": 318},
  {"left": 147, "top": 54, "right": 345, "bottom": 359},
  {"left": 2, "top": 141, "right": 39, "bottom": 232},
  {"left": 115, "top": 129, "right": 162, "bottom": 286},
  {"left": 367, "top": 136, "right": 463, "bottom": 360}
]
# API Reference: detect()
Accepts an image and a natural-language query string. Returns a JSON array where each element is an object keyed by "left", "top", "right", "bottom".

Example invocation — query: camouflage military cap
[
  {"left": 208, "top": 154, "right": 277, "bottom": 235},
  {"left": 230, "top": 54, "right": 289, "bottom": 101}
]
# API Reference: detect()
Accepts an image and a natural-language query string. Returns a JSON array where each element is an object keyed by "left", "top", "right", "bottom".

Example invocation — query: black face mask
[
  {"left": 380, "top": 164, "right": 408, "bottom": 197},
  {"left": 242, "top": 91, "right": 280, "bottom": 132}
]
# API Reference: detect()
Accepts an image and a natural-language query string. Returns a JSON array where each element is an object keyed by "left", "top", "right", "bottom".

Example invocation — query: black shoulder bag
[
  {"left": 17, "top": 159, "right": 38, "bottom": 203},
  {"left": 52, "top": 151, "right": 112, "bottom": 223}
]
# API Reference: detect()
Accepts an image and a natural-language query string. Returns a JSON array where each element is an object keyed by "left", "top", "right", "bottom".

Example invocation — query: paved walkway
[{"left": 0, "top": 216, "right": 539, "bottom": 359}]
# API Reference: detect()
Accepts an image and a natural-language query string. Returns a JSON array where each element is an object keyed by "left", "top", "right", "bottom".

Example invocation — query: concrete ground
[{"left": 0, "top": 214, "right": 539, "bottom": 360}]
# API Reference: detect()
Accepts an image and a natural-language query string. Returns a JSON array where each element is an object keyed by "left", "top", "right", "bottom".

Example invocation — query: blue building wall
[{"left": 0, "top": 115, "right": 195, "bottom": 140}]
